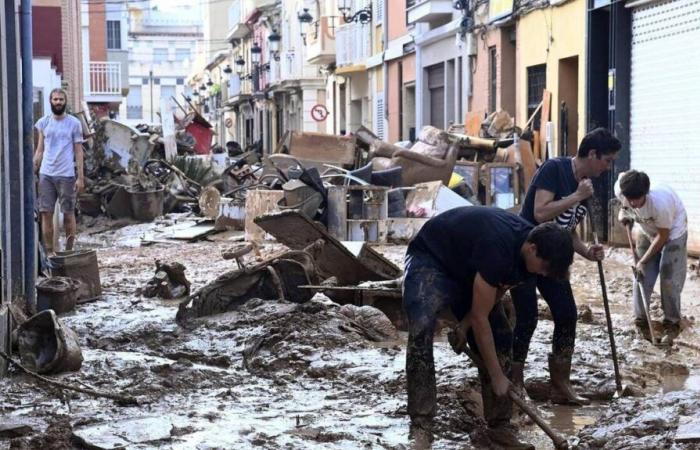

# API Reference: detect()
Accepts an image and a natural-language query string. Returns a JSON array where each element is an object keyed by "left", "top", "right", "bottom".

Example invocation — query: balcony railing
[
  {"left": 336, "top": 22, "right": 371, "bottom": 67},
  {"left": 88, "top": 61, "right": 122, "bottom": 95}
]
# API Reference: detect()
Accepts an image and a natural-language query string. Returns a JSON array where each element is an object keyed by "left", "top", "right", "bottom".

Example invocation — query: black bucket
[
  {"left": 49, "top": 250, "right": 102, "bottom": 302},
  {"left": 129, "top": 187, "right": 164, "bottom": 222},
  {"left": 36, "top": 277, "right": 78, "bottom": 314}
]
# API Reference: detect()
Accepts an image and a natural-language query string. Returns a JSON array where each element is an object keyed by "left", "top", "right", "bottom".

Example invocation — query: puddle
[
  {"left": 519, "top": 403, "right": 603, "bottom": 450},
  {"left": 662, "top": 372, "right": 700, "bottom": 393}
]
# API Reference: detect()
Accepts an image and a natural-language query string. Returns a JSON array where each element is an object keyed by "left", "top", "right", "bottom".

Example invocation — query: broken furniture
[
  {"left": 327, "top": 185, "right": 389, "bottom": 242},
  {"left": 181, "top": 111, "right": 214, "bottom": 155},
  {"left": 254, "top": 210, "right": 401, "bottom": 286},
  {"left": 36, "top": 277, "right": 79, "bottom": 314},
  {"left": 369, "top": 126, "right": 458, "bottom": 186},
  {"left": 176, "top": 243, "right": 321, "bottom": 321},
  {"left": 17, "top": 310, "right": 83, "bottom": 374},
  {"left": 49, "top": 250, "right": 102, "bottom": 303},
  {"left": 275, "top": 130, "right": 359, "bottom": 171},
  {"left": 99, "top": 119, "right": 154, "bottom": 170},
  {"left": 481, "top": 162, "right": 520, "bottom": 209}
]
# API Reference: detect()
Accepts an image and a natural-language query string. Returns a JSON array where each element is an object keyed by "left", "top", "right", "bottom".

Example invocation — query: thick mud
[{"left": 1, "top": 219, "right": 699, "bottom": 449}]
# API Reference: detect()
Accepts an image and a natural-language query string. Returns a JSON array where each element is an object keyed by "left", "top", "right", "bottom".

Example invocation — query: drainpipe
[
  {"left": 20, "top": 0, "right": 36, "bottom": 310},
  {"left": 382, "top": 0, "right": 388, "bottom": 141}
]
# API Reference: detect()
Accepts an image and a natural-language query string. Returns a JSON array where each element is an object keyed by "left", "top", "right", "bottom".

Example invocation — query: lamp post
[
  {"left": 297, "top": 8, "right": 313, "bottom": 44},
  {"left": 268, "top": 30, "right": 281, "bottom": 61},
  {"left": 337, "top": 0, "right": 372, "bottom": 24}
]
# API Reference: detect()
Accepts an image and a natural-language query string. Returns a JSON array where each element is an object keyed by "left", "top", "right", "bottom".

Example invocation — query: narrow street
[{"left": 1, "top": 217, "right": 698, "bottom": 449}]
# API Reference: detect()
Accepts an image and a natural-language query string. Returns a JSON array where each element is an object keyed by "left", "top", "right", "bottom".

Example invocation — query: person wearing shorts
[{"left": 33, "top": 88, "right": 85, "bottom": 254}]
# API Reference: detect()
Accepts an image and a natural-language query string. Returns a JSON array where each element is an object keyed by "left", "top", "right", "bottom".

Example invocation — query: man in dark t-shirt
[
  {"left": 510, "top": 128, "right": 621, "bottom": 406},
  {"left": 404, "top": 207, "right": 574, "bottom": 449}
]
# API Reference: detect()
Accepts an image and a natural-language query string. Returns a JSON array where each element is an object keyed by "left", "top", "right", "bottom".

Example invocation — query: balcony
[
  {"left": 336, "top": 22, "right": 371, "bottom": 68},
  {"left": 227, "top": 1, "right": 249, "bottom": 41},
  {"left": 406, "top": 0, "right": 454, "bottom": 25},
  {"left": 306, "top": 16, "right": 337, "bottom": 65},
  {"left": 226, "top": 74, "right": 252, "bottom": 105},
  {"left": 85, "top": 61, "right": 124, "bottom": 103}
]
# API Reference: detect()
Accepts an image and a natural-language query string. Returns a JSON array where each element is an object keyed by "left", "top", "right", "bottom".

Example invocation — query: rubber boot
[
  {"left": 481, "top": 371, "right": 534, "bottom": 450},
  {"left": 548, "top": 353, "right": 590, "bottom": 406},
  {"left": 408, "top": 415, "right": 433, "bottom": 449},
  {"left": 511, "top": 361, "right": 526, "bottom": 397},
  {"left": 634, "top": 318, "right": 652, "bottom": 342}
]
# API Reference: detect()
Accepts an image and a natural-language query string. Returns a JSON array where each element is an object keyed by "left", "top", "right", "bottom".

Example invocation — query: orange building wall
[
  {"left": 387, "top": 53, "right": 416, "bottom": 142},
  {"left": 469, "top": 28, "right": 516, "bottom": 119},
  {"left": 89, "top": 2, "right": 107, "bottom": 61},
  {"left": 387, "top": 0, "right": 408, "bottom": 41}
]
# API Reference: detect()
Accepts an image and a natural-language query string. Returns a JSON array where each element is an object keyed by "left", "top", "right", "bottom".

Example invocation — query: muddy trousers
[
  {"left": 633, "top": 233, "right": 687, "bottom": 324},
  {"left": 510, "top": 276, "right": 578, "bottom": 363},
  {"left": 403, "top": 250, "right": 513, "bottom": 427}
]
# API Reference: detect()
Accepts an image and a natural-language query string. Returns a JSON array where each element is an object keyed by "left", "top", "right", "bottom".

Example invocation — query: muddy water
[{"left": 2, "top": 221, "right": 700, "bottom": 449}]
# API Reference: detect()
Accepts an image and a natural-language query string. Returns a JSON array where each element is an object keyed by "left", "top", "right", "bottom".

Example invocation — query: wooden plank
[
  {"left": 517, "top": 139, "right": 537, "bottom": 193},
  {"left": 166, "top": 224, "right": 216, "bottom": 241},
  {"left": 244, "top": 190, "right": 284, "bottom": 242},
  {"left": 533, "top": 130, "right": 542, "bottom": 162},
  {"left": 675, "top": 417, "right": 700, "bottom": 443},
  {"left": 539, "top": 90, "right": 552, "bottom": 160},
  {"left": 254, "top": 210, "right": 401, "bottom": 285}
]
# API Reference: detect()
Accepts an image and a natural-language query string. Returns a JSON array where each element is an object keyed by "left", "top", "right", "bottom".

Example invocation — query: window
[
  {"left": 527, "top": 64, "right": 546, "bottom": 129},
  {"left": 142, "top": 77, "right": 149, "bottom": 85},
  {"left": 161, "top": 85, "right": 176, "bottom": 101},
  {"left": 175, "top": 48, "right": 191, "bottom": 62},
  {"left": 488, "top": 47, "right": 497, "bottom": 113},
  {"left": 127, "top": 85, "right": 142, "bottom": 119},
  {"left": 154, "top": 78, "right": 161, "bottom": 85},
  {"left": 153, "top": 48, "right": 168, "bottom": 63},
  {"left": 107, "top": 20, "right": 121, "bottom": 49},
  {"left": 176, "top": 78, "right": 184, "bottom": 85}
]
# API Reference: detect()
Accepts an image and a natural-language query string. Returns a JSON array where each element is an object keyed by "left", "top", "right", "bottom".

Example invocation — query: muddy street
[{"left": 1, "top": 219, "right": 699, "bottom": 449}]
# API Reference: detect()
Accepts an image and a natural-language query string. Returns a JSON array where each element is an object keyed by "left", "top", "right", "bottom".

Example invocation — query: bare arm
[
  {"left": 33, "top": 131, "right": 45, "bottom": 173},
  {"left": 74, "top": 142, "right": 85, "bottom": 192},
  {"left": 532, "top": 178, "right": 593, "bottom": 224},
  {"left": 467, "top": 274, "right": 509, "bottom": 396},
  {"left": 639, "top": 228, "right": 670, "bottom": 265}
]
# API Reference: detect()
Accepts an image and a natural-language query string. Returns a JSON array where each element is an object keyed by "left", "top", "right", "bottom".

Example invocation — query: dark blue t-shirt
[
  {"left": 520, "top": 157, "right": 587, "bottom": 231},
  {"left": 408, "top": 206, "right": 533, "bottom": 289}
]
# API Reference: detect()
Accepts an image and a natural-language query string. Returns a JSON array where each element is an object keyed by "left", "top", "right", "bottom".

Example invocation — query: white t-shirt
[
  {"left": 35, "top": 114, "right": 84, "bottom": 177},
  {"left": 615, "top": 176, "right": 687, "bottom": 240}
]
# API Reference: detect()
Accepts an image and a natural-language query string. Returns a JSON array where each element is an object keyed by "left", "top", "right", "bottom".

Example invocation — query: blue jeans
[
  {"left": 403, "top": 249, "right": 513, "bottom": 426},
  {"left": 634, "top": 233, "right": 687, "bottom": 324}
]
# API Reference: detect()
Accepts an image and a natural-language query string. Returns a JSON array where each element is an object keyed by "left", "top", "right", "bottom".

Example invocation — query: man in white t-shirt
[
  {"left": 615, "top": 170, "right": 687, "bottom": 340},
  {"left": 33, "top": 88, "right": 85, "bottom": 254}
]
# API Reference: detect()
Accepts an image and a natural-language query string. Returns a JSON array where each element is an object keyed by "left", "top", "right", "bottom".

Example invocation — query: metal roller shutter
[{"left": 630, "top": 0, "right": 700, "bottom": 253}]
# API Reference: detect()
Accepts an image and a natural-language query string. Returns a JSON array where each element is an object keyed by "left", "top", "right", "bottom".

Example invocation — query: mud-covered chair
[{"left": 369, "top": 126, "right": 457, "bottom": 186}]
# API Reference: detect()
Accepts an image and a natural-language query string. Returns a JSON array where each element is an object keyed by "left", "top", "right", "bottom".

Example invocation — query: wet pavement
[{"left": 1, "top": 218, "right": 699, "bottom": 449}]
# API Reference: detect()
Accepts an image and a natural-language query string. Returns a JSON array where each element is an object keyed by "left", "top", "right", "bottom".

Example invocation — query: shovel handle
[
  {"left": 508, "top": 391, "right": 569, "bottom": 449},
  {"left": 447, "top": 331, "right": 570, "bottom": 449}
]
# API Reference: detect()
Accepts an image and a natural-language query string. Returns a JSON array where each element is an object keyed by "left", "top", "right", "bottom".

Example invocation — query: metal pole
[
  {"left": 149, "top": 69, "right": 154, "bottom": 123},
  {"left": 21, "top": 0, "right": 36, "bottom": 311},
  {"left": 1, "top": 0, "right": 27, "bottom": 376}
]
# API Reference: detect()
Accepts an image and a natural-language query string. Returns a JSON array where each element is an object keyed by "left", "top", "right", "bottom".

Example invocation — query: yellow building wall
[{"left": 516, "top": 0, "right": 586, "bottom": 156}]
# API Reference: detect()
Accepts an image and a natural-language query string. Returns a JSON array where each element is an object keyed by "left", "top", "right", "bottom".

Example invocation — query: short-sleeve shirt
[
  {"left": 408, "top": 206, "right": 533, "bottom": 290},
  {"left": 614, "top": 177, "right": 688, "bottom": 240},
  {"left": 520, "top": 157, "right": 587, "bottom": 231},
  {"left": 35, "top": 114, "right": 84, "bottom": 177}
]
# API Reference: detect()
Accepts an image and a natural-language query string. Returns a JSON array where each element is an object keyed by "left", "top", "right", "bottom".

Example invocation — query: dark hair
[
  {"left": 619, "top": 170, "right": 650, "bottom": 199},
  {"left": 577, "top": 128, "right": 621, "bottom": 158},
  {"left": 526, "top": 222, "right": 574, "bottom": 280}
]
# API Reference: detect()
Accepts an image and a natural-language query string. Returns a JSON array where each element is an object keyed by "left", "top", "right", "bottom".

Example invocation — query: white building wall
[{"left": 32, "top": 59, "right": 63, "bottom": 117}]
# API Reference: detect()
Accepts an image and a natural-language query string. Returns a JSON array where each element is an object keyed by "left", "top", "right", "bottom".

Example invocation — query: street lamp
[
  {"left": 235, "top": 56, "right": 245, "bottom": 75},
  {"left": 251, "top": 42, "right": 262, "bottom": 65},
  {"left": 268, "top": 30, "right": 281, "bottom": 61},
  {"left": 223, "top": 65, "right": 233, "bottom": 75},
  {"left": 297, "top": 8, "right": 313, "bottom": 44},
  {"left": 338, "top": 0, "right": 372, "bottom": 24}
]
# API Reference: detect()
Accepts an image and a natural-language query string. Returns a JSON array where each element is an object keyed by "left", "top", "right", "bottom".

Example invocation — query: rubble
[{"left": 141, "top": 260, "right": 191, "bottom": 299}]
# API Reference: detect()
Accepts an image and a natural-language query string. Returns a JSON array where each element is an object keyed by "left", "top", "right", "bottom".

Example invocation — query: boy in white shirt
[{"left": 616, "top": 170, "right": 687, "bottom": 340}]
